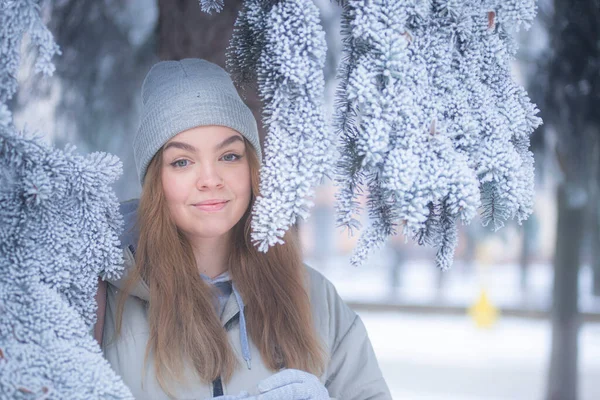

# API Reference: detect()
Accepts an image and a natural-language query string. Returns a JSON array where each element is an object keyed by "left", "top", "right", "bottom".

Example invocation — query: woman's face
[{"left": 161, "top": 126, "right": 252, "bottom": 240}]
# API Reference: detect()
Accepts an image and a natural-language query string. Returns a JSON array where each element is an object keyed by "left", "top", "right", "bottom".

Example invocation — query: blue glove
[{"left": 212, "top": 369, "right": 329, "bottom": 400}]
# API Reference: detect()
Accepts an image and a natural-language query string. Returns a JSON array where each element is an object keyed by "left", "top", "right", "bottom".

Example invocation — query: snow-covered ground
[
  {"left": 359, "top": 312, "right": 600, "bottom": 400},
  {"left": 310, "top": 255, "right": 600, "bottom": 399}
]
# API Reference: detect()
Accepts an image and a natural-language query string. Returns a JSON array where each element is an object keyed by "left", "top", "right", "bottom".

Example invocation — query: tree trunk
[
  {"left": 589, "top": 138, "right": 600, "bottom": 297},
  {"left": 591, "top": 204, "right": 600, "bottom": 296},
  {"left": 156, "top": 0, "right": 264, "bottom": 142},
  {"left": 519, "top": 218, "right": 533, "bottom": 295},
  {"left": 545, "top": 184, "right": 584, "bottom": 400}
]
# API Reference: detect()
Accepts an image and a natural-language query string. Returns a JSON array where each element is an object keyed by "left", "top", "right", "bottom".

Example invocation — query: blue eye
[
  {"left": 171, "top": 159, "right": 190, "bottom": 168},
  {"left": 222, "top": 153, "right": 241, "bottom": 162}
]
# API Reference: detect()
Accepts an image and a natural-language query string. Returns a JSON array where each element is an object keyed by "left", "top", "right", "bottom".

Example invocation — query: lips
[{"left": 192, "top": 200, "right": 229, "bottom": 212}]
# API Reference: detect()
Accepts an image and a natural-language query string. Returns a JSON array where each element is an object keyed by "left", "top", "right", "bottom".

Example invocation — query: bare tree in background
[{"left": 530, "top": 0, "right": 600, "bottom": 398}]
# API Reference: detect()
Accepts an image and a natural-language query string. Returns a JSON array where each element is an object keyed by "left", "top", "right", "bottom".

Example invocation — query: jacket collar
[{"left": 221, "top": 289, "right": 242, "bottom": 326}]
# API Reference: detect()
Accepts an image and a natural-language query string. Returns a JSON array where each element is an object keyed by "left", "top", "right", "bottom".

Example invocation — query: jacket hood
[{"left": 109, "top": 199, "right": 150, "bottom": 301}]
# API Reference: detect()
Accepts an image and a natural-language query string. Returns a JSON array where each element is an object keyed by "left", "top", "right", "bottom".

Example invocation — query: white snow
[{"left": 359, "top": 312, "right": 600, "bottom": 400}]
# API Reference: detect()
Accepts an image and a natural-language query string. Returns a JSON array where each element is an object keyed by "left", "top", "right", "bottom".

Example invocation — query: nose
[{"left": 195, "top": 162, "right": 224, "bottom": 190}]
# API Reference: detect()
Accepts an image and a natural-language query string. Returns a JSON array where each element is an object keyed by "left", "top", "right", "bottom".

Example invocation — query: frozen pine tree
[
  {"left": 204, "top": 1, "right": 541, "bottom": 269},
  {"left": 0, "top": 130, "right": 133, "bottom": 399},
  {"left": 228, "top": 0, "right": 334, "bottom": 251},
  {"left": 0, "top": 1, "right": 132, "bottom": 398},
  {"left": 334, "top": 0, "right": 542, "bottom": 269}
]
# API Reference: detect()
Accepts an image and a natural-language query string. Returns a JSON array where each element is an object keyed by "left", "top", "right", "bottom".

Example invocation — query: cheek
[
  {"left": 161, "top": 170, "right": 189, "bottom": 205},
  {"left": 233, "top": 169, "right": 252, "bottom": 206}
]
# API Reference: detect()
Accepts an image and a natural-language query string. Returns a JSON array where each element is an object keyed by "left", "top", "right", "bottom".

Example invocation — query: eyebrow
[
  {"left": 163, "top": 141, "right": 197, "bottom": 153},
  {"left": 163, "top": 135, "right": 244, "bottom": 153},
  {"left": 215, "top": 135, "right": 244, "bottom": 150}
]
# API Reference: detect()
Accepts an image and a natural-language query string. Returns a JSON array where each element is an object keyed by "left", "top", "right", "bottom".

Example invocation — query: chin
[
  {"left": 174, "top": 211, "right": 245, "bottom": 239},
  {"left": 184, "top": 223, "right": 237, "bottom": 239}
]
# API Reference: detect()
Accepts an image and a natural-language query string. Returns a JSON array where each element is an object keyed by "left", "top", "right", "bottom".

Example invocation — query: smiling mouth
[{"left": 193, "top": 201, "right": 229, "bottom": 212}]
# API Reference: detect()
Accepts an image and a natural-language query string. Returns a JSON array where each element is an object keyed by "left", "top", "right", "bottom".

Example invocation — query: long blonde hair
[{"left": 116, "top": 139, "right": 325, "bottom": 395}]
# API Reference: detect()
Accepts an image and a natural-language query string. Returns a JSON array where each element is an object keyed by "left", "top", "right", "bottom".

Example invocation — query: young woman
[{"left": 94, "top": 58, "right": 391, "bottom": 399}]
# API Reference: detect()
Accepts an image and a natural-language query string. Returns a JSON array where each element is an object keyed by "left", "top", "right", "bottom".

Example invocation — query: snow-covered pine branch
[
  {"left": 0, "top": 2, "right": 132, "bottom": 398},
  {"left": 334, "top": 0, "right": 541, "bottom": 270},
  {"left": 228, "top": 0, "right": 333, "bottom": 251},
  {"left": 0, "top": 129, "right": 133, "bottom": 399},
  {"left": 0, "top": 0, "right": 60, "bottom": 124},
  {"left": 226, "top": 0, "right": 268, "bottom": 85},
  {"left": 199, "top": 0, "right": 225, "bottom": 14}
]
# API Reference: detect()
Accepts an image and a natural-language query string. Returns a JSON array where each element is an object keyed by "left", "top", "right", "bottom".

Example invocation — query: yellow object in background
[{"left": 468, "top": 289, "right": 499, "bottom": 328}]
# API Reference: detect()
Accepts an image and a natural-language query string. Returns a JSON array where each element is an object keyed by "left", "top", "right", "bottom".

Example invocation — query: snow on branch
[
  {"left": 229, "top": 0, "right": 333, "bottom": 251},
  {"left": 0, "top": 128, "right": 133, "bottom": 399},
  {"left": 0, "top": 2, "right": 133, "bottom": 397},
  {"left": 0, "top": 0, "right": 60, "bottom": 106},
  {"left": 334, "top": 0, "right": 542, "bottom": 270},
  {"left": 199, "top": 0, "right": 224, "bottom": 14}
]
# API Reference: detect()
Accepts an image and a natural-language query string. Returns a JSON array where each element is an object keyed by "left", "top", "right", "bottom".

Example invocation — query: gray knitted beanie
[{"left": 134, "top": 58, "right": 262, "bottom": 185}]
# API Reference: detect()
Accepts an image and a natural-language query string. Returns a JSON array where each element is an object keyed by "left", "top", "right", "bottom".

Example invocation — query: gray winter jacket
[{"left": 99, "top": 201, "right": 392, "bottom": 399}]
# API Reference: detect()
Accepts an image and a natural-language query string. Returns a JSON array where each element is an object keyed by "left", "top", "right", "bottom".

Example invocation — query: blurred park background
[{"left": 9, "top": 0, "right": 600, "bottom": 399}]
